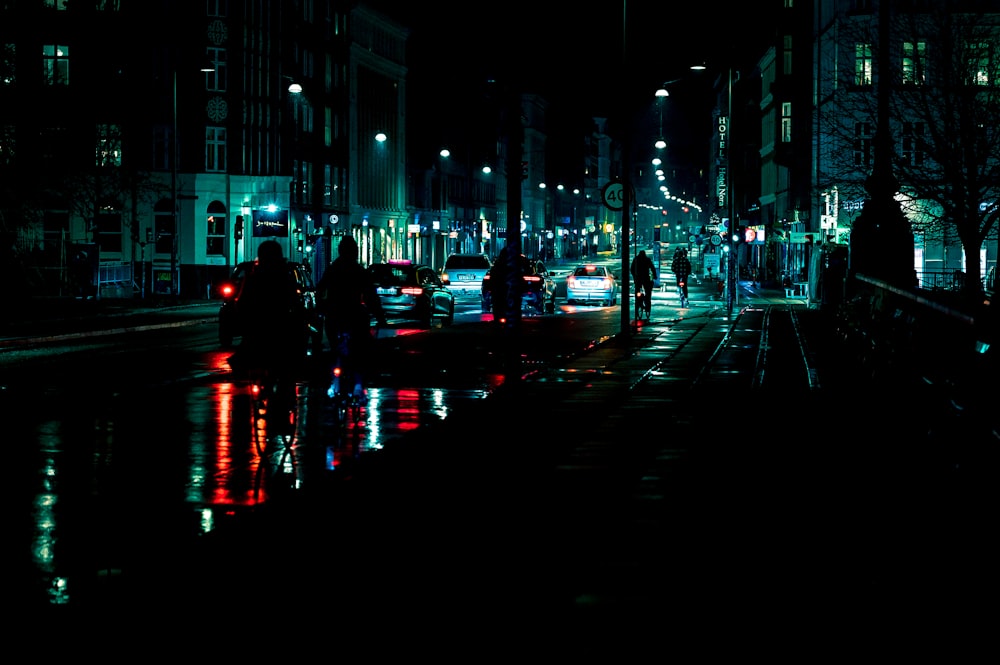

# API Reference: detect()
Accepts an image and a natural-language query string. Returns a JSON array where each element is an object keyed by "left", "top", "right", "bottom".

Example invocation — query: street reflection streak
[
  {"left": 395, "top": 388, "right": 420, "bottom": 431},
  {"left": 188, "top": 384, "right": 264, "bottom": 518}
]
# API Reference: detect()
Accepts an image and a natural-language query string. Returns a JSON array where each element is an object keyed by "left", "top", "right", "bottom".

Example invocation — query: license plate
[
  {"left": 377, "top": 287, "right": 396, "bottom": 295},
  {"left": 457, "top": 275, "right": 475, "bottom": 281}
]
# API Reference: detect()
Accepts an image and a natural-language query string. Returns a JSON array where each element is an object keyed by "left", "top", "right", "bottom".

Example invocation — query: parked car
[
  {"left": 368, "top": 260, "right": 455, "bottom": 328},
  {"left": 440, "top": 253, "right": 492, "bottom": 294},
  {"left": 566, "top": 263, "right": 619, "bottom": 306},
  {"left": 481, "top": 255, "right": 557, "bottom": 317},
  {"left": 218, "top": 260, "right": 322, "bottom": 351}
]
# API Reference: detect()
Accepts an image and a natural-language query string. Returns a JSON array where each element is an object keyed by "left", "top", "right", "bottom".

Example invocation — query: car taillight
[
  {"left": 401, "top": 287, "right": 423, "bottom": 296},
  {"left": 221, "top": 284, "right": 235, "bottom": 298},
  {"left": 600, "top": 279, "right": 611, "bottom": 288},
  {"left": 524, "top": 276, "right": 541, "bottom": 283}
]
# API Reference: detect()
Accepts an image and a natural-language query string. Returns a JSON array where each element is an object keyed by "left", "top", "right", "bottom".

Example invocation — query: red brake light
[
  {"left": 401, "top": 287, "right": 423, "bottom": 296},
  {"left": 221, "top": 284, "right": 235, "bottom": 298},
  {"left": 524, "top": 276, "right": 541, "bottom": 283}
]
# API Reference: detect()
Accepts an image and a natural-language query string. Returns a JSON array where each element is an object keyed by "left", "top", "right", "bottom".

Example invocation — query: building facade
[
  {"left": 810, "top": 0, "right": 999, "bottom": 296},
  {"left": 0, "top": 0, "right": 408, "bottom": 299}
]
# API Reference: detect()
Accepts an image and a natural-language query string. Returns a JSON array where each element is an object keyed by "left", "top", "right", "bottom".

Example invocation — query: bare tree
[{"left": 818, "top": 3, "right": 1000, "bottom": 298}]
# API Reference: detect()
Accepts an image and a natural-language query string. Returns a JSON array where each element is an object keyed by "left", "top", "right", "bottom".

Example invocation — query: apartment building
[{"left": 0, "top": 0, "right": 408, "bottom": 299}]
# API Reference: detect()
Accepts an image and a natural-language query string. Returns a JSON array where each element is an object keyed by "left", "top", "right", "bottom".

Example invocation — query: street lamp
[
  {"left": 170, "top": 57, "right": 215, "bottom": 299},
  {"left": 437, "top": 148, "right": 451, "bottom": 254}
]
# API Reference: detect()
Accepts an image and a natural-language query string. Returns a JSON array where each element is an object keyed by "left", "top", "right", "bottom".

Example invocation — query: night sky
[{"left": 366, "top": 1, "right": 770, "bottom": 184}]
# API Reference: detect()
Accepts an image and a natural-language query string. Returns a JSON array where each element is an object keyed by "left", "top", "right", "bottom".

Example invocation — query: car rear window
[
  {"left": 574, "top": 265, "right": 606, "bottom": 277},
  {"left": 371, "top": 264, "right": 418, "bottom": 286},
  {"left": 446, "top": 255, "right": 490, "bottom": 270}
]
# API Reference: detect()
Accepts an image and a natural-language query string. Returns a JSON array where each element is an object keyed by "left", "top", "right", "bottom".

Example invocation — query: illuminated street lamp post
[
  {"left": 170, "top": 57, "right": 214, "bottom": 298},
  {"left": 170, "top": 67, "right": 178, "bottom": 297}
]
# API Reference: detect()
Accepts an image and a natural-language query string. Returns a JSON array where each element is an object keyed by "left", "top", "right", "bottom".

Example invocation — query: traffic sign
[{"left": 601, "top": 180, "right": 634, "bottom": 211}]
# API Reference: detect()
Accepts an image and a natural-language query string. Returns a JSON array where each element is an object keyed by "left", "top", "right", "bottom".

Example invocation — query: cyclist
[
  {"left": 630, "top": 249, "right": 655, "bottom": 318},
  {"left": 233, "top": 239, "right": 304, "bottom": 375},
  {"left": 671, "top": 247, "right": 692, "bottom": 307},
  {"left": 316, "top": 235, "right": 387, "bottom": 403}
]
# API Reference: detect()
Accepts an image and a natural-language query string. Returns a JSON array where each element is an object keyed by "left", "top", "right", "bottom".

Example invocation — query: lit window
[
  {"left": 96, "top": 124, "right": 122, "bottom": 167},
  {"left": 966, "top": 41, "right": 993, "bottom": 86},
  {"left": 902, "top": 41, "right": 926, "bottom": 85},
  {"left": 855, "top": 43, "right": 873, "bottom": 86},
  {"left": 206, "top": 202, "right": 227, "bottom": 257},
  {"left": 42, "top": 44, "right": 69, "bottom": 86}
]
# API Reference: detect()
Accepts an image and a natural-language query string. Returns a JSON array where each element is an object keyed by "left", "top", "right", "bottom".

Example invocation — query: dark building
[{"left": 0, "top": 0, "right": 408, "bottom": 299}]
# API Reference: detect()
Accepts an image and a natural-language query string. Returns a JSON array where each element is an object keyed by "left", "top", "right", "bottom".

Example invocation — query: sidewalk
[{"left": 1, "top": 297, "right": 219, "bottom": 348}]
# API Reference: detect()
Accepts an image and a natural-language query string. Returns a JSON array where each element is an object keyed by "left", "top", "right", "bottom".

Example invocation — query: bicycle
[
  {"left": 327, "top": 326, "right": 380, "bottom": 427},
  {"left": 677, "top": 277, "right": 690, "bottom": 308},
  {"left": 634, "top": 284, "right": 652, "bottom": 320},
  {"left": 245, "top": 366, "right": 298, "bottom": 458}
]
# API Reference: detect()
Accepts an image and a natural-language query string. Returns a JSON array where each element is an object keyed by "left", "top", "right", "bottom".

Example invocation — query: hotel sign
[{"left": 716, "top": 115, "right": 729, "bottom": 210}]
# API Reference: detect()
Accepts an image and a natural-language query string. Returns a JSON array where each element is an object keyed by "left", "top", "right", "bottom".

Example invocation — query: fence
[{"left": 915, "top": 269, "right": 986, "bottom": 292}]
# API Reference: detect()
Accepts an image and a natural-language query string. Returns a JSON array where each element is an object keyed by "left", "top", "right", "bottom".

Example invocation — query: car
[
  {"left": 368, "top": 260, "right": 455, "bottom": 328},
  {"left": 481, "top": 254, "right": 557, "bottom": 317},
  {"left": 440, "top": 253, "right": 492, "bottom": 294},
  {"left": 218, "top": 260, "right": 322, "bottom": 351},
  {"left": 566, "top": 263, "right": 619, "bottom": 306}
]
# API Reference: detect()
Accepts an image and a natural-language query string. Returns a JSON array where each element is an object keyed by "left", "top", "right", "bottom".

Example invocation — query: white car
[
  {"left": 566, "top": 264, "right": 619, "bottom": 306},
  {"left": 440, "top": 253, "right": 492, "bottom": 294}
]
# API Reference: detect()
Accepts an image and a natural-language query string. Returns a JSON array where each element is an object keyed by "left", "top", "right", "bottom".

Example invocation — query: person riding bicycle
[
  {"left": 671, "top": 247, "right": 692, "bottom": 305},
  {"left": 630, "top": 249, "right": 655, "bottom": 316},
  {"left": 316, "top": 235, "right": 387, "bottom": 403},
  {"left": 232, "top": 239, "right": 304, "bottom": 375}
]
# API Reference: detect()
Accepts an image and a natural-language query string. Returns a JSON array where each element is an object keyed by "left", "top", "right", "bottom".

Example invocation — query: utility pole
[
  {"left": 620, "top": 0, "right": 631, "bottom": 336},
  {"left": 503, "top": 86, "right": 524, "bottom": 382}
]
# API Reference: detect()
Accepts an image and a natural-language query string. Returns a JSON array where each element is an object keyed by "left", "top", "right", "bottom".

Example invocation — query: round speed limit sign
[{"left": 601, "top": 181, "right": 632, "bottom": 211}]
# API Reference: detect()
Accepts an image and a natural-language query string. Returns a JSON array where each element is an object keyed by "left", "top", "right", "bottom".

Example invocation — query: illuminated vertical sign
[{"left": 716, "top": 115, "right": 729, "bottom": 210}]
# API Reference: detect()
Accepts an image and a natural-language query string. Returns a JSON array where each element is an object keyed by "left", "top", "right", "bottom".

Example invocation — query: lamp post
[
  {"left": 170, "top": 67, "right": 178, "bottom": 298},
  {"left": 437, "top": 148, "right": 451, "bottom": 255},
  {"left": 170, "top": 57, "right": 214, "bottom": 299}
]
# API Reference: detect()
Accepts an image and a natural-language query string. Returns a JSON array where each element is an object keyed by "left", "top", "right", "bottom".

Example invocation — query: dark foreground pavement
[{"left": 11, "top": 286, "right": 996, "bottom": 646}]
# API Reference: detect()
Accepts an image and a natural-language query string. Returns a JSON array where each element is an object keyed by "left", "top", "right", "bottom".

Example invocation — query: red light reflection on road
[{"left": 395, "top": 388, "right": 421, "bottom": 431}]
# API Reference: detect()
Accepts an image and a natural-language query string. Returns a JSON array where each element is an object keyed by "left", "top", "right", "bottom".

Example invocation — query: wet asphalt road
[{"left": 7, "top": 281, "right": 997, "bottom": 645}]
